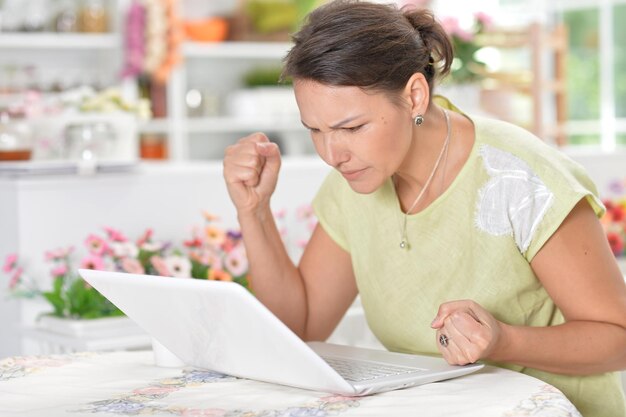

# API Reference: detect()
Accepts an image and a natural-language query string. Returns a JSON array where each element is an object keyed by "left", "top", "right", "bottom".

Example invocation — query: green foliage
[
  {"left": 42, "top": 275, "right": 123, "bottom": 319},
  {"left": 564, "top": 9, "right": 600, "bottom": 120},
  {"left": 191, "top": 259, "right": 209, "bottom": 280},
  {"left": 613, "top": 4, "right": 626, "bottom": 118},
  {"left": 243, "top": 67, "right": 291, "bottom": 87},
  {"left": 245, "top": 0, "right": 320, "bottom": 34},
  {"left": 246, "top": 0, "right": 298, "bottom": 34}
]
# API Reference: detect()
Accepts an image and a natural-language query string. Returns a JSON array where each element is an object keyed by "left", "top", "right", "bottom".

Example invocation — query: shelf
[
  {"left": 138, "top": 119, "right": 171, "bottom": 134},
  {"left": 182, "top": 41, "right": 292, "bottom": 59},
  {"left": 186, "top": 117, "right": 305, "bottom": 134},
  {"left": 138, "top": 117, "right": 306, "bottom": 135},
  {"left": 0, "top": 33, "right": 120, "bottom": 49}
]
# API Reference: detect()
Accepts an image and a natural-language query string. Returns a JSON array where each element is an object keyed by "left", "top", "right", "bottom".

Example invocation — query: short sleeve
[
  {"left": 523, "top": 152, "right": 605, "bottom": 262},
  {"left": 311, "top": 170, "right": 350, "bottom": 252}
]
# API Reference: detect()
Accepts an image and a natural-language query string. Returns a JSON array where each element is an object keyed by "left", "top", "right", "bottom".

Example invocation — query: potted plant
[
  {"left": 436, "top": 12, "right": 492, "bottom": 112},
  {"left": 3, "top": 213, "right": 252, "bottom": 340},
  {"left": 3, "top": 206, "right": 317, "bottom": 344}
]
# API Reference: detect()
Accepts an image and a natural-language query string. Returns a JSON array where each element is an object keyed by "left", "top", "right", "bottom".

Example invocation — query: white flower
[
  {"left": 111, "top": 242, "right": 139, "bottom": 258},
  {"left": 164, "top": 255, "right": 192, "bottom": 278},
  {"left": 141, "top": 241, "right": 165, "bottom": 253}
]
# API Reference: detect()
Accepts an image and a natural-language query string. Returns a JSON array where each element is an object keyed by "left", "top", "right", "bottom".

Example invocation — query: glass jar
[
  {"left": 64, "top": 121, "right": 115, "bottom": 161},
  {"left": 54, "top": 0, "right": 78, "bottom": 33},
  {"left": 78, "top": 0, "right": 108, "bottom": 33},
  {"left": 140, "top": 134, "right": 168, "bottom": 160},
  {"left": 0, "top": 112, "right": 33, "bottom": 161}
]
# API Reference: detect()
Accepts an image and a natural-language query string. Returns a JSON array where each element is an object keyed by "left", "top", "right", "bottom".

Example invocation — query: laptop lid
[{"left": 79, "top": 269, "right": 483, "bottom": 395}]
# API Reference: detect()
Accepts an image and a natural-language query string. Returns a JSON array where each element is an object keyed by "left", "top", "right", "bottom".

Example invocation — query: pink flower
[
  {"left": 440, "top": 16, "right": 460, "bottom": 36},
  {"left": 85, "top": 234, "right": 108, "bottom": 256},
  {"left": 44, "top": 246, "right": 74, "bottom": 261},
  {"left": 151, "top": 256, "right": 171, "bottom": 276},
  {"left": 136, "top": 228, "right": 153, "bottom": 247},
  {"left": 80, "top": 255, "right": 106, "bottom": 270},
  {"left": 440, "top": 16, "right": 473, "bottom": 41},
  {"left": 104, "top": 226, "right": 127, "bottom": 242},
  {"left": 50, "top": 264, "right": 68, "bottom": 278},
  {"left": 192, "top": 249, "right": 223, "bottom": 270},
  {"left": 3, "top": 253, "right": 18, "bottom": 273},
  {"left": 474, "top": 12, "right": 493, "bottom": 29},
  {"left": 8, "top": 267, "right": 23, "bottom": 290},
  {"left": 121, "top": 257, "right": 145, "bottom": 274},
  {"left": 455, "top": 27, "right": 474, "bottom": 42},
  {"left": 224, "top": 248, "right": 248, "bottom": 277}
]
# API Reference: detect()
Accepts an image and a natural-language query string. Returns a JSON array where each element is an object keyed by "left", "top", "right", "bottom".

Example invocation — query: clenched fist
[{"left": 223, "top": 132, "right": 282, "bottom": 215}]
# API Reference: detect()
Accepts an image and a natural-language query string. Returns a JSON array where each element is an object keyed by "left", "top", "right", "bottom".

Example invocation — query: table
[{"left": 0, "top": 350, "right": 582, "bottom": 417}]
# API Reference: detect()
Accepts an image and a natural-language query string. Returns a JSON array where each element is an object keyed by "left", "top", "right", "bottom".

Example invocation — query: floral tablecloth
[{"left": 0, "top": 350, "right": 581, "bottom": 417}]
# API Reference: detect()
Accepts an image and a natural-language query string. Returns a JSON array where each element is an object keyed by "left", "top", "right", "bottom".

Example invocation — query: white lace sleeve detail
[{"left": 475, "top": 145, "right": 554, "bottom": 254}]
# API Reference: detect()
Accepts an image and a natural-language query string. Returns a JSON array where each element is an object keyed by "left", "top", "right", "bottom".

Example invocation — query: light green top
[{"left": 312, "top": 104, "right": 625, "bottom": 417}]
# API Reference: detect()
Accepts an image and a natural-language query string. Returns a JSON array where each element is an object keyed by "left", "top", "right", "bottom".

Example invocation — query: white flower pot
[{"left": 37, "top": 315, "right": 144, "bottom": 338}]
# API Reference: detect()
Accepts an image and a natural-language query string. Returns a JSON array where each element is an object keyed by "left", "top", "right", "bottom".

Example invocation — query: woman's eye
[{"left": 345, "top": 125, "right": 363, "bottom": 132}]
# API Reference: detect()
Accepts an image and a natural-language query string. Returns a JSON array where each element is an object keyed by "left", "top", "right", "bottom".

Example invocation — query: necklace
[{"left": 398, "top": 108, "right": 451, "bottom": 250}]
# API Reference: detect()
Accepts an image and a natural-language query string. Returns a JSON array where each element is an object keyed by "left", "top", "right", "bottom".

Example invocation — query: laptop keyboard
[{"left": 322, "top": 356, "right": 424, "bottom": 382}]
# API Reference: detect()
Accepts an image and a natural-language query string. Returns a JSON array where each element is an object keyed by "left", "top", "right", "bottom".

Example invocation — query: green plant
[
  {"left": 245, "top": 0, "right": 319, "bottom": 34},
  {"left": 3, "top": 216, "right": 250, "bottom": 319},
  {"left": 440, "top": 13, "right": 491, "bottom": 84},
  {"left": 243, "top": 67, "right": 291, "bottom": 87}
]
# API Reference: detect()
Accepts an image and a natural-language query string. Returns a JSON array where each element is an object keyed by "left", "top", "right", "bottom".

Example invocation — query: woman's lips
[{"left": 340, "top": 167, "right": 367, "bottom": 181}]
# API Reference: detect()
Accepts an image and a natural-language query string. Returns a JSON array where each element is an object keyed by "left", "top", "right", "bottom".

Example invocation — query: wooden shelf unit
[{"left": 476, "top": 23, "right": 569, "bottom": 146}]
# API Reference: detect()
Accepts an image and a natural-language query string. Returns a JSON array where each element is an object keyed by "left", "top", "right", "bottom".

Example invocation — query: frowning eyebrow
[{"left": 301, "top": 114, "right": 365, "bottom": 130}]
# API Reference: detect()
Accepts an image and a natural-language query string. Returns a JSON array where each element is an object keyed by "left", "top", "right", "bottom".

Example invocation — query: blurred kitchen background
[
  {"left": 0, "top": 1, "right": 625, "bottom": 389},
  {"left": 0, "top": 0, "right": 623, "bottom": 165}
]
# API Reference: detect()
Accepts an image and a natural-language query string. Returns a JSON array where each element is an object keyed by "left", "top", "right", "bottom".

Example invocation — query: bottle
[
  {"left": 0, "top": 112, "right": 33, "bottom": 161},
  {"left": 78, "top": 0, "right": 108, "bottom": 33},
  {"left": 54, "top": 0, "right": 78, "bottom": 33}
]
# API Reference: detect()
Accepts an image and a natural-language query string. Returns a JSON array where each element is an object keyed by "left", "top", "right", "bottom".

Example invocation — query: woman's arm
[
  {"left": 223, "top": 133, "right": 358, "bottom": 340},
  {"left": 432, "top": 198, "right": 626, "bottom": 374}
]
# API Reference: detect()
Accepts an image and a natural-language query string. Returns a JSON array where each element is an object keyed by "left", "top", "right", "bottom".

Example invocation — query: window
[
  {"left": 614, "top": 3, "right": 626, "bottom": 119},
  {"left": 557, "top": 1, "right": 625, "bottom": 150}
]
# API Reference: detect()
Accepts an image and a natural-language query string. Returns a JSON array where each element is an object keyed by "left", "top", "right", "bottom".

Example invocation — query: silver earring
[{"left": 414, "top": 114, "right": 424, "bottom": 126}]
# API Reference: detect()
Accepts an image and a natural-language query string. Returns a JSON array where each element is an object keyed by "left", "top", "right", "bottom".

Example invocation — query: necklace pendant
[{"left": 399, "top": 240, "right": 407, "bottom": 249}]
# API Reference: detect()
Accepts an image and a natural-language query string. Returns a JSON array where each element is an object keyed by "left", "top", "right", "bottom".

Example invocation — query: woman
[{"left": 222, "top": 1, "right": 626, "bottom": 415}]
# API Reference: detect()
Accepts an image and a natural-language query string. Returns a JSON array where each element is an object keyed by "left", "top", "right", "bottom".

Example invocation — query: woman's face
[{"left": 293, "top": 80, "right": 414, "bottom": 194}]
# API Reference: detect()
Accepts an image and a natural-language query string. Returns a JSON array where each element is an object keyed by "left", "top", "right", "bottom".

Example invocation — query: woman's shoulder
[{"left": 471, "top": 115, "right": 581, "bottom": 176}]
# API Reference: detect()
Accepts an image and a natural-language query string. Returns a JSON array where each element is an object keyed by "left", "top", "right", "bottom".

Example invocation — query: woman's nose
[{"left": 321, "top": 134, "right": 350, "bottom": 167}]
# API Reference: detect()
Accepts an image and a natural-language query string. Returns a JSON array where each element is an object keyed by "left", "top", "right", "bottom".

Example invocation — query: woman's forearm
[
  {"left": 493, "top": 320, "right": 626, "bottom": 375},
  {"left": 237, "top": 206, "right": 309, "bottom": 337}
]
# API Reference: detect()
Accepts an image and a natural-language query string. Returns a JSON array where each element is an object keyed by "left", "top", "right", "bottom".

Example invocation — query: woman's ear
[{"left": 406, "top": 72, "right": 430, "bottom": 118}]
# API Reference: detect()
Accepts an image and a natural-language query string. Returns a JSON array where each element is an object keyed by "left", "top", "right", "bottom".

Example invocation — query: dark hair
[{"left": 281, "top": 0, "right": 453, "bottom": 99}]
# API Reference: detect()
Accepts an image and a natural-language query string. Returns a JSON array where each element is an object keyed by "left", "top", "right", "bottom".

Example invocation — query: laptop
[{"left": 79, "top": 269, "right": 483, "bottom": 395}]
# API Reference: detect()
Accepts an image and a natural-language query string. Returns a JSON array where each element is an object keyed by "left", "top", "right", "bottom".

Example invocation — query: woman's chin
[{"left": 345, "top": 178, "right": 383, "bottom": 195}]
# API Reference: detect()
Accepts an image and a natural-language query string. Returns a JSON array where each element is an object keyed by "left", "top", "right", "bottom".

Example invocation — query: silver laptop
[{"left": 79, "top": 269, "right": 483, "bottom": 395}]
